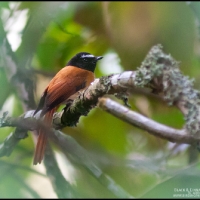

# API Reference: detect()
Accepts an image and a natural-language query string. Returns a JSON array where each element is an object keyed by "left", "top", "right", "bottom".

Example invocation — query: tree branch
[
  {"left": 52, "top": 71, "right": 135, "bottom": 128},
  {"left": 98, "top": 97, "right": 198, "bottom": 144},
  {"left": 1, "top": 44, "right": 200, "bottom": 151},
  {"left": 52, "top": 42, "right": 200, "bottom": 139}
]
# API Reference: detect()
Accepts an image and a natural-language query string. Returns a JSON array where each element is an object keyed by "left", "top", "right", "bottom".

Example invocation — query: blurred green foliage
[{"left": 0, "top": 1, "right": 200, "bottom": 198}]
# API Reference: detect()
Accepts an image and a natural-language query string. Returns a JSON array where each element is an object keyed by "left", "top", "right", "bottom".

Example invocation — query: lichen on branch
[{"left": 135, "top": 45, "right": 200, "bottom": 135}]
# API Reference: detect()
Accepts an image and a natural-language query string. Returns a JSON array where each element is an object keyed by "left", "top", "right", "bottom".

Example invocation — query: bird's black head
[{"left": 67, "top": 52, "right": 103, "bottom": 72}]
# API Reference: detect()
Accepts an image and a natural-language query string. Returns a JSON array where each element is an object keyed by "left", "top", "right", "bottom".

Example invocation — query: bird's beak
[{"left": 96, "top": 56, "right": 103, "bottom": 60}]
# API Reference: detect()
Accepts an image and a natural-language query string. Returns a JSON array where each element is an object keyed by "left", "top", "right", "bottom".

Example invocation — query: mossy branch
[
  {"left": 1, "top": 44, "right": 200, "bottom": 162},
  {"left": 135, "top": 44, "right": 200, "bottom": 135}
]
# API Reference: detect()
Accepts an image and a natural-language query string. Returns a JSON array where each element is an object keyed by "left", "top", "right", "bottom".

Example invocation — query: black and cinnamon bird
[{"left": 33, "top": 52, "right": 103, "bottom": 165}]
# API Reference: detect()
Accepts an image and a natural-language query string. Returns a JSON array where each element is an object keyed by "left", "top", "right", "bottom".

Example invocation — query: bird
[{"left": 33, "top": 52, "right": 103, "bottom": 165}]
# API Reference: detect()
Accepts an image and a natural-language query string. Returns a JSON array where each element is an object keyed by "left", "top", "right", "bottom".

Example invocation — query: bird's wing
[{"left": 41, "top": 66, "right": 94, "bottom": 115}]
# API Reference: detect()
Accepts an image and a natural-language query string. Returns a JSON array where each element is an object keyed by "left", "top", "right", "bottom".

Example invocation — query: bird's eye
[{"left": 83, "top": 58, "right": 87, "bottom": 62}]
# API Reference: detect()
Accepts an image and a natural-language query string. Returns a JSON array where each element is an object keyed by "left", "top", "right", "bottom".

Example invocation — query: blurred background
[{"left": 0, "top": 1, "right": 200, "bottom": 198}]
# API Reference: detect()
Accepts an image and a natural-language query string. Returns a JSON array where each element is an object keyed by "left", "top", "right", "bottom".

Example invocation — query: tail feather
[
  {"left": 33, "top": 108, "right": 55, "bottom": 165},
  {"left": 33, "top": 129, "right": 48, "bottom": 165}
]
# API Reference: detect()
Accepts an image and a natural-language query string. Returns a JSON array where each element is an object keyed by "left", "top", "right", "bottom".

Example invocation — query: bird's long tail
[{"left": 33, "top": 108, "right": 55, "bottom": 165}]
